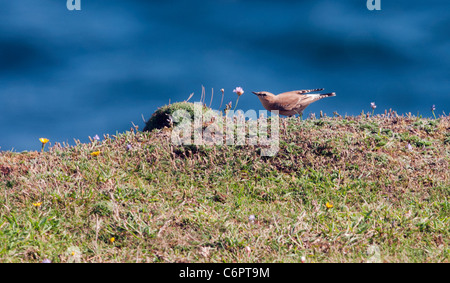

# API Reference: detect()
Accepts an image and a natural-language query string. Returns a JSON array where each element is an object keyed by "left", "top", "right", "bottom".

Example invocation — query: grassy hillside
[{"left": 0, "top": 113, "right": 449, "bottom": 263}]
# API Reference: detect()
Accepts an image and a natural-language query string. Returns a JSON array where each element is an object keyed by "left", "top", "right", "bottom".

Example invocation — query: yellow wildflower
[
  {"left": 326, "top": 202, "right": 333, "bottom": 209},
  {"left": 110, "top": 237, "right": 115, "bottom": 243},
  {"left": 33, "top": 202, "right": 42, "bottom": 207},
  {"left": 90, "top": 151, "right": 100, "bottom": 157},
  {"left": 39, "top": 138, "right": 50, "bottom": 152}
]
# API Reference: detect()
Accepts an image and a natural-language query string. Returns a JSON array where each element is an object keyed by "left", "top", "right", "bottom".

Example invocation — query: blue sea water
[{"left": 0, "top": 0, "right": 449, "bottom": 151}]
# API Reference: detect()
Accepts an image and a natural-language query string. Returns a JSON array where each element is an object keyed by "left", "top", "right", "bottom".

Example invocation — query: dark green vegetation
[
  {"left": 143, "top": 102, "right": 211, "bottom": 132},
  {"left": 0, "top": 114, "right": 449, "bottom": 262}
]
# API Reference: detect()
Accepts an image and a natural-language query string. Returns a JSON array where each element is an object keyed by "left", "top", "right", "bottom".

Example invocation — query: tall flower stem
[
  {"left": 233, "top": 96, "right": 240, "bottom": 111},
  {"left": 232, "top": 87, "right": 244, "bottom": 111},
  {"left": 219, "top": 88, "right": 224, "bottom": 110}
]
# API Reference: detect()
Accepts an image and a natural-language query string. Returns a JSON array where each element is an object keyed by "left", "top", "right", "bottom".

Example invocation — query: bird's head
[{"left": 252, "top": 91, "right": 272, "bottom": 97}]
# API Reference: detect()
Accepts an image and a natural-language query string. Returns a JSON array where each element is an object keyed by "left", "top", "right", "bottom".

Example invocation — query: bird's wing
[
  {"left": 276, "top": 92, "right": 330, "bottom": 111},
  {"left": 273, "top": 94, "right": 303, "bottom": 111},
  {"left": 278, "top": 89, "right": 324, "bottom": 96}
]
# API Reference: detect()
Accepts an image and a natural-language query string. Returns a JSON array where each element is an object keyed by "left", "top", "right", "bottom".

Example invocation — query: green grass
[{"left": 0, "top": 113, "right": 449, "bottom": 262}]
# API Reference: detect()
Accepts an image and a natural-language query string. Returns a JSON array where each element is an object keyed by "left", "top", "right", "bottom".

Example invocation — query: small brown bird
[{"left": 252, "top": 88, "right": 336, "bottom": 116}]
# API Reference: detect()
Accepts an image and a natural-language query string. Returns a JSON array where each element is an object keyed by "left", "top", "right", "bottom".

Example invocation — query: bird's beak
[{"left": 252, "top": 91, "right": 259, "bottom": 96}]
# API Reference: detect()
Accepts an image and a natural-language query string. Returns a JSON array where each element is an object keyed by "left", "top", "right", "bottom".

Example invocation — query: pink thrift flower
[{"left": 233, "top": 87, "right": 244, "bottom": 96}]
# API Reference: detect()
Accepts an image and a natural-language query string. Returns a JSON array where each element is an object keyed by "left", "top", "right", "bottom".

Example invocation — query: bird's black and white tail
[
  {"left": 305, "top": 92, "right": 336, "bottom": 99},
  {"left": 296, "top": 88, "right": 324, "bottom": 94}
]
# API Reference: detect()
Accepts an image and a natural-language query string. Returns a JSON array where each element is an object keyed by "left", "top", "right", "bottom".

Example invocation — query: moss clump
[{"left": 143, "top": 102, "right": 211, "bottom": 132}]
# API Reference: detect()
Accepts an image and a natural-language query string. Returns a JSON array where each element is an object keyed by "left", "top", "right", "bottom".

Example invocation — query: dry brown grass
[{"left": 0, "top": 114, "right": 449, "bottom": 262}]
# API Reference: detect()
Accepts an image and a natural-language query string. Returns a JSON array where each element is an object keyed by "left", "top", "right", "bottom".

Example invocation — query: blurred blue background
[{"left": 1, "top": 0, "right": 449, "bottom": 151}]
